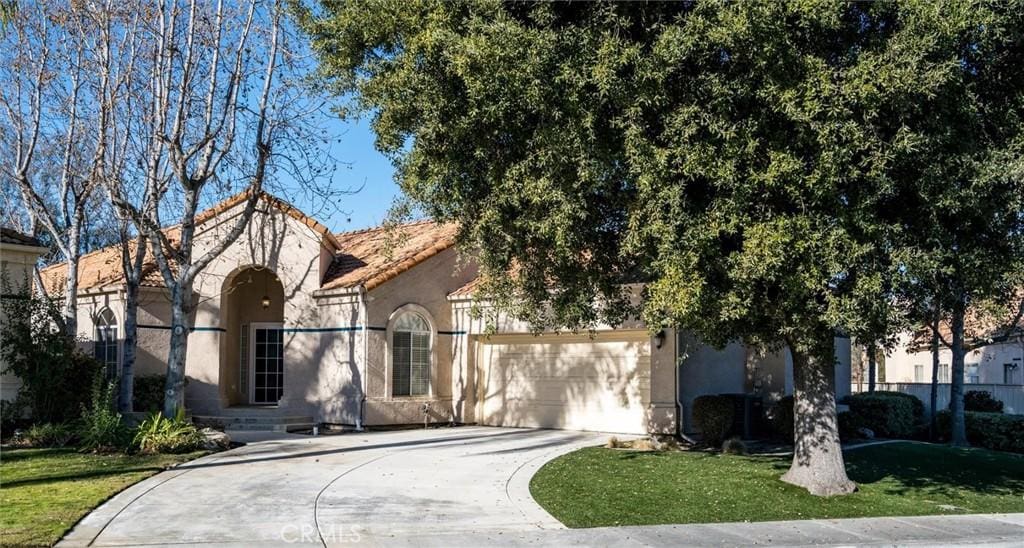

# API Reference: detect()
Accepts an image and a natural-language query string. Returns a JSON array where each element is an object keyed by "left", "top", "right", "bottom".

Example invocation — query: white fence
[{"left": 852, "top": 382, "right": 1024, "bottom": 415}]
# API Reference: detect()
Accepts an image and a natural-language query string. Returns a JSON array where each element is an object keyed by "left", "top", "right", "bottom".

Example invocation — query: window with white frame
[
  {"left": 966, "top": 363, "right": 980, "bottom": 384},
  {"left": 914, "top": 364, "right": 924, "bottom": 382},
  {"left": 391, "top": 312, "right": 431, "bottom": 397},
  {"left": 939, "top": 363, "right": 950, "bottom": 383},
  {"left": 1005, "top": 363, "right": 1018, "bottom": 385},
  {"left": 94, "top": 308, "right": 118, "bottom": 378}
]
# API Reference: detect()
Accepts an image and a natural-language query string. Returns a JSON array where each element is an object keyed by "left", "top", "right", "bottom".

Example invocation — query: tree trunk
[
  {"left": 949, "top": 295, "right": 968, "bottom": 447},
  {"left": 63, "top": 255, "right": 79, "bottom": 337},
  {"left": 866, "top": 342, "right": 876, "bottom": 393},
  {"left": 162, "top": 284, "right": 191, "bottom": 417},
  {"left": 781, "top": 339, "right": 857, "bottom": 496},
  {"left": 118, "top": 282, "right": 139, "bottom": 414},
  {"left": 928, "top": 311, "right": 940, "bottom": 441}
]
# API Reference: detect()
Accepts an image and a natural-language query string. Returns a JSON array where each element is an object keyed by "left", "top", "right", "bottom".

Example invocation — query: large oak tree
[{"left": 303, "top": 1, "right": 1023, "bottom": 495}]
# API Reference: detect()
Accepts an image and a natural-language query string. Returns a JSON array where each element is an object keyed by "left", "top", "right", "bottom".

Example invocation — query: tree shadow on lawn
[
  {"left": 766, "top": 443, "right": 1024, "bottom": 498},
  {"left": 1, "top": 464, "right": 168, "bottom": 489}
]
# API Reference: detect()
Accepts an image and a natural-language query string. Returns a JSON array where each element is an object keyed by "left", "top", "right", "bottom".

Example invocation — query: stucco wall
[
  {"left": 882, "top": 333, "right": 1024, "bottom": 386},
  {"left": 677, "top": 332, "right": 851, "bottom": 434},
  {"left": 363, "top": 247, "right": 477, "bottom": 425},
  {"left": 182, "top": 204, "right": 359, "bottom": 420},
  {"left": 1, "top": 243, "right": 46, "bottom": 401}
]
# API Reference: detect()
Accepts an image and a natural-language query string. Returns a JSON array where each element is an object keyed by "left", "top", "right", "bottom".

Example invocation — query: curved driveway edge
[{"left": 58, "top": 426, "right": 603, "bottom": 547}]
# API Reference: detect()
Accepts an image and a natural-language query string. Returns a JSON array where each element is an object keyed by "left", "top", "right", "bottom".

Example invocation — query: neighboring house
[
  {"left": 0, "top": 228, "right": 49, "bottom": 401},
  {"left": 39, "top": 191, "right": 851, "bottom": 435},
  {"left": 883, "top": 324, "right": 1024, "bottom": 386}
]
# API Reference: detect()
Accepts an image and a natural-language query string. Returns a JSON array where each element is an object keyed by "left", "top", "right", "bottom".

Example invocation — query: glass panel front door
[{"left": 252, "top": 326, "right": 283, "bottom": 404}]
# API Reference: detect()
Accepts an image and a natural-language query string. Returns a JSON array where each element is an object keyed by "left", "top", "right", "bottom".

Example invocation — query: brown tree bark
[
  {"left": 949, "top": 294, "right": 968, "bottom": 447},
  {"left": 781, "top": 338, "right": 857, "bottom": 496}
]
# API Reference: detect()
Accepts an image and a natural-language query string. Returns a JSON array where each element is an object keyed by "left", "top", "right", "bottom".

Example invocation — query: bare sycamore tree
[
  {"left": 102, "top": 0, "right": 339, "bottom": 417},
  {"left": 0, "top": 2, "right": 118, "bottom": 337}
]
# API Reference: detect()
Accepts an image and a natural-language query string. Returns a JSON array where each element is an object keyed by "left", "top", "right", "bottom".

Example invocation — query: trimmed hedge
[
  {"left": 963, "top": 390, "right": 1004, "bottom": 413},
  {"left": 936, "top": 410, "right": 1024, "bottom": 453},
  {"left": 771, "top": 396, "right": 863, "bottom": 442},
  {"left": 843, "top": 391, "right": 922, "bottom": 439},
  {"left": 693, "top": 395, "right": 735, "bottom": 446},
  {"left": 768, "top": 395, "right": 795, "bottom": 441}
]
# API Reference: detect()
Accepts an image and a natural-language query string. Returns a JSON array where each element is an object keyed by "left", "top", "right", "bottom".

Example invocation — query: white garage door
[{"left": 477, "top": 332, "right": 651, "bottom": 434}]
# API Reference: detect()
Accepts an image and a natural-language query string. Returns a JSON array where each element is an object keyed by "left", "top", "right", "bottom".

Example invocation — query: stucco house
[
  {"left": 875, "top": 330, "right": 1022, "bottom": 387},
  {"left": 1, "top": 228, "right": 50, "bottom": 402},
  {"left": 38, "top": 192, "right": 850, "bottom": 434}
]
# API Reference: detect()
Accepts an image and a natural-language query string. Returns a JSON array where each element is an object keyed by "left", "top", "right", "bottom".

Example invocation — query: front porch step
[{"left": 193, "top": 414, "right": 315, "bottom": 433}]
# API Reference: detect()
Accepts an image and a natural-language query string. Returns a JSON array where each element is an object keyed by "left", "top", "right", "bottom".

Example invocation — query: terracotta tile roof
[
  {"left": 321, "top": 220, "right": 459, "bottom": 291},
  {"left": 448, "top": 276, "right": 482, "bottom": 298},
  {"left": 40, "top": 228, "right": 179, "bottom": 294},
  {"left": 38, "top": 191, "right": 335, "bottom": 294},
  {"left": 910, "top": 299, "right": 1024, "bottom": 349},
  {"left": 0, "top": 227, "right": 45, "bottom": 248}
]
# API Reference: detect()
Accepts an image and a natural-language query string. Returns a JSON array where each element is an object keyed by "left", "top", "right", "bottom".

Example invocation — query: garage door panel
[{"left": 479, "top": 336, "right": 651, "bottom": 434}]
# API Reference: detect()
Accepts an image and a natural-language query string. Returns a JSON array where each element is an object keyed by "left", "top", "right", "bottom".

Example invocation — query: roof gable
[
  {"left": 39, "top": 191, "right": 333, "bottom": 294},
  {"left": 321, "top": 220, "right": 459, "bottom": 291}
]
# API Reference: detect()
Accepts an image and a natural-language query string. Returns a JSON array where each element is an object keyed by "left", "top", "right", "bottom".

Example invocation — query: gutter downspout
[{"left": 673, "top": 329, "right": 698, "bottom": 445}]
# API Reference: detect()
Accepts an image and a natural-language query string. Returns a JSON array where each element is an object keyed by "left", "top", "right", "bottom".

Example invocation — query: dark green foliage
[
  {"left": 77, "top": 376, "right": 132, "bottom": 453},
  {"left": 692, "top": 395, "right": 734, "bottom": 447},
  {"left": 15, "top": 423, "right": 76, "bottom": 448},
  {"left": 844, "top": 392, "right": 919, "bottom": 438},
  {"left": 837, "top": 411, "right": 863, "bottom": 441},
  {"left": 936, "top": 411, "right": 1024, "bottom": 454},
  {"left": 963, "top": 391, "right": 1004, "bottom": 413},
  {"left": 0, "top": 292, "right": 102, "bottom": 423},
  {"left": 133, "top": 375, "right": 170, "bottom": 413},
  {"left": 133, "top": 409, "right": 204, "bottom": 454},
  {"left": 1, "top": 397, "right": 29, "bottom": 437},
  {"left": 768, "top": 396, "right": 795, "bottom": 441}
]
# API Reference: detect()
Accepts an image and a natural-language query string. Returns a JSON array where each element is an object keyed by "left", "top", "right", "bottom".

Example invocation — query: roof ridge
[{"left": 333, "top": 218, "right": 437, "bottom": 238}]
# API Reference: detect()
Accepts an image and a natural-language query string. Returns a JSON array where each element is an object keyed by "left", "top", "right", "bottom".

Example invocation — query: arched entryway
[{"left": 221, "top": 266, "right": 285, "bottom": 406}]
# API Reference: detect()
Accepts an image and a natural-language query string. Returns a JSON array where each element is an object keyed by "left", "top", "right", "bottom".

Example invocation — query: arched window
[
  {"left": 391, "top": 311, "right": 431, "bottom": 397},
  {"left": 94, "top": 308, "right": 118, "bottom": 378}
]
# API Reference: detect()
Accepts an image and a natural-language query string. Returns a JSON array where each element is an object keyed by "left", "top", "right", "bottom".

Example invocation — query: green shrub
[
  {"left": 77, "top": 376, "right": 132, "bottom": 453},
  {"left": 837, "top": 410, "right": 863, "bottom": 441},
  {"left": 15, "top": 422, "right": 75, "bottom": 448},
  {"left": 133, "top": 375, "right": 167, "bottom": 413},
  {"left": 844, "top": 392, "right": 919, "bottom": 438},
  {"left": 768, "top": 395, "right": 795, "bottom": 441},
  {"left": 963, "top": 390, "right": 1004, "bottom": 413},
  {"left": 721, "top": 437, "right": 746, "bottom": 455},
  {"left": 133, "top": 409, "right": 204, "bottom": 454},
  {"left": 936, "top": 410, "right": 1024, "bottom": 453},
  {"left": 1, "top": 397, "right": 29, "bottom": 438},
  {"left": 693, "top": 395, "right": 735, "bottom": 446},
  {"left": 0, "top": 290, "right": 102, "bottom": 423}
]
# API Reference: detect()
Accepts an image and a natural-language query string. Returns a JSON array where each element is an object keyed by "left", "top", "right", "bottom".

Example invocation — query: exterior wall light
[
  {"left": 261, "top": 295, "right": 271, "bottom": 309},
  {"left": 654, "top": 329, "right": 666, "bottom": 349}
]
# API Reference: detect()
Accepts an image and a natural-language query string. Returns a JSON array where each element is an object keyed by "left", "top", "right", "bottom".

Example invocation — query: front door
[{"left": 250, "top": 323, "right": 284, "bottom": 404}]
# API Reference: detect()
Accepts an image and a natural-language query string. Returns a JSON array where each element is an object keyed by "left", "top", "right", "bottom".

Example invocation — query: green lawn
[
  {"left": 530, "top": 442, "right": 1024, "bottom": 528},
  {"left": 1, "top": 448, "right": 205, "bottom": 547}
]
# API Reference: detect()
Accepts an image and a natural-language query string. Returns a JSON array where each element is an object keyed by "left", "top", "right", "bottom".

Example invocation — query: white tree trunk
[
  {"left": 162, "top": 283, "right": 192, "bottom": 417},
  {"left": 781, "top": 340, "right": 857, "bottom": 496}
]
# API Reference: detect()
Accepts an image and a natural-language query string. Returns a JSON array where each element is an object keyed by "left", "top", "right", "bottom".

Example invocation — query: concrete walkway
[{"left": 59, "top": 427, "right": 1024, "bottom": 547}]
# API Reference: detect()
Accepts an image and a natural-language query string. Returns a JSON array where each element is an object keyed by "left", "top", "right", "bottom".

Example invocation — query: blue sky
[{"left": 295, "top": 115, "right": 401, "bottom": 233}]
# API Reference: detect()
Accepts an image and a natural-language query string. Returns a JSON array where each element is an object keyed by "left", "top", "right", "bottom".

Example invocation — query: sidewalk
[{"left": 356, "top": 513, "right": 1024, "bottom": 547}]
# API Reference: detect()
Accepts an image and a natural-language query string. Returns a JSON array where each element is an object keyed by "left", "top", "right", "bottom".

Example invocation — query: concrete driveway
[{"left": 59, "top": 426, "right": 603, "bottom": 547}]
